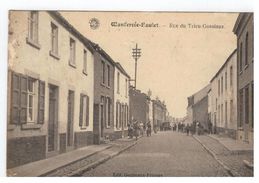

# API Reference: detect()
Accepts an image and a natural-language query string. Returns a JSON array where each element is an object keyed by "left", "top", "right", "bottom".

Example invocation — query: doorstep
[{"left": 7, "top": 144, "right": 112, "bottom": 177}]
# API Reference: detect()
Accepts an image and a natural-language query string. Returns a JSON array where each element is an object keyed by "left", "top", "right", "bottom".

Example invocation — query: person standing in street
[
  {"left": 139, "top": 121, "right": 144, "bottom": 137},
  {"left": 133, "top": 120, "right": 140, "bottom": 140},
  {"left": 127, "top": 123, "right": 133, "bottom": 139},
  {"left": 147, "top": 121, "right": 152, "bottom": 137},
  {"left": 186, "top": 124, "right": 190, "bottom": 136}
]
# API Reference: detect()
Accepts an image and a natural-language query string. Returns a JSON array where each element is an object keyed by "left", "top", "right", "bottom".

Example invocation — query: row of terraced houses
[
  {"left": 7, "top": 11, "right": 168, "bottom": 168},
  {"left": 186, "top": 13, "right": 254, "bottom": 144}
]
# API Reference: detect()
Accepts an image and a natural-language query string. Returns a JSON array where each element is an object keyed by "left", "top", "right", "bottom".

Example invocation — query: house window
[
  {"left": 230, "top": 66, "right": 233, "bottom": 86},
  {"left": 117, "top": 72, "right": 120, "bottom": 94},
  {"left": 239, "top": 89, "right": 243, "bottom": 127},
  {"left": 230, "top": 99, "right": 233, "bottom": 124},
  {"left": 125, "top": 79, "right": 128, "bottom": 97},
  {"left": 120, "top": 104, "right": 125, "bottom": 128},
  {"left": 245, "top": 86, "right": 249, "bottom": 124},
  {"left": 107, "top": 65, "right": 110, "bottom": 87},
  {"left": 11, "top": 72, "right": 45, "bottom": 125},
  {"left": 119, "top": 104, "right": 122, "bottom": 128},
  {"left": 225, "top": 72, "right": 227, "bottom": 90},
  {"left": 83, "top": 49, "right": 87, "bottom": 74},
  {"left": 102, "top": 61, "right": 105, "bottom": 84},
  {"left": 218, "top": 80, "right": 220, "bottom": 96},
  {"left": 218, "top": 105, "right": 220, "bottom": 125},
  {"left": 225, "top": 101, "right": 227, "bottom": 128},
  {"left": 125, "top": 104, "right": 129, "bottom": 127},
  {"left": 79, "top": 94, "right": 89, "bottom": 127},
  {"left": 51, "top": 23, "right": 58, "bottom": 56},
  {"left": 245, "top": 33, "right": 249, "bottom": 66},
  {"left": 69, "top": 38, "right": 76, "bottom": 67},
  {"left": 221, "top": 104, "right": 223, "bottom": 126},
  {"left": 221, "top": 76, "right": 223, "bottom": 94},
  {"left": 106, "top": 97, "right": 111, "bottom": 127},
  {"left": 240, "top": 42, "right": 243, "bottom": 72},
  {"left": 28, "top": 11, "right": 39, "bottom": 44},
  {"left": 27, "top": 78, "right": 37, "bottom": 123},
  {"left": 116, "top": 102, "right": 119, "bottom": 129}
]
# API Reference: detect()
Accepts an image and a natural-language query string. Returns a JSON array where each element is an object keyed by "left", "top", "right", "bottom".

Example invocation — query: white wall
[
  {"left": 8, "top": 11, "right": 94, "bottom": 140},
  {"left": 210, "top": 51, "right": 237, "bottom": 130},
  {"left": 113, "top": 66, "right": 129, "bottom": 131}
]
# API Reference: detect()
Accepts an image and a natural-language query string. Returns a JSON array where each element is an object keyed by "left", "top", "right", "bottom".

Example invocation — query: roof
[
  {"left": 233, "top": 13, "right": 253, "bottom": 35},
  {"left": 49, "top": 11, "right": 130, "bottom": 78},
  {"left": 210, "top": 49, "right": 237, "bottom": 83},
  {"left": 92, "top": 44, "right": 116, "bottom": 65},
  {"left": 189, "top": 84, "right": 211, "bottom": 105},
  {"left": 48, "top": 11, "right": 95, "bottom": 53},
  {"left": 115, "top": 62, "right": 130, "bottom": 79}
]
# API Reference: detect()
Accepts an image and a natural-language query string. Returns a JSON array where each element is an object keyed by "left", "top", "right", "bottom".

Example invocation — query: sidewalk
[
  {"left": 193, "top": 134, "right": 253, "bottom": 177},
  {"left": 7, "top": 137, "right": 137, "bottom": 177},
  {"left": 208, "top": 134, "right": 253, "bottom": 154}
]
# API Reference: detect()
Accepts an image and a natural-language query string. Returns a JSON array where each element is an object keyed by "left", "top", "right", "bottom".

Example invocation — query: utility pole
[{"left": 131, "top": 43, "right": 141, "bottom": 88}]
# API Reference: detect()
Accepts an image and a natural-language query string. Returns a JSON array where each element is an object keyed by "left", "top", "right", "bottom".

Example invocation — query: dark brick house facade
[
  {"left": 152, "top": 99, "right": 167, "bottom": 131},
  {"left": 233, "top": 13, "right": 254, "bottom": 144},
  {"left": 92, "top": 46, "right": 116, "bottom": 144},
  {"left": 129, "top": 86, "right": 150, "bottom": 126}
]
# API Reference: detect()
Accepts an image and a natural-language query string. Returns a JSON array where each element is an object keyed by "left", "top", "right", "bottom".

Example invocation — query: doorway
[
  {"left": 48, "top": 84, "right": 58, "bottom": 152},
  {"left": 67, "top": 90, "right": 74, "bottom": 147}
]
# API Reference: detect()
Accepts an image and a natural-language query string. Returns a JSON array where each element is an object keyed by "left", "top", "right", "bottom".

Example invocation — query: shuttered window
[
  {"left": 116, "top": 102, "right": 119, "bottom": 129},
  {"left": 20, "top": 75, "right": 28, "bottom": 124},
  {"left": 106, "top": 97, "right": 111, "bottom": 127},
  {"left": 38, "top": 81, "right": 45, "bottom": 124},
  {"left": 79, "top": 94, "right": 89, "bottom": 127},
  {"left": 11, "top": 73, "right": 20, "bottom": 124},
  {"left": 10, "top": 72, "right": 45, "bottom": 125}
]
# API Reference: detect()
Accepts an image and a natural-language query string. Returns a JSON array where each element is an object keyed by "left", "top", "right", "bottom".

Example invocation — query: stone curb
[
  {"left": 38, "top": 145, "right": 112, "bottom": 177},
  {"left": 192, "top": 135, "right": 241, "bottom": 177},
  {"left": 63, "top": 141, "right": 137, "bottom": 176},
  {"left": 207, "top": 135, "right": 253, "bottom": 155}
]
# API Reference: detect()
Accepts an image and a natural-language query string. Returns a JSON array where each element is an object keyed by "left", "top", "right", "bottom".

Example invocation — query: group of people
[
  {"left": 174, "top": 121, "right": 213, "bottom": 136},
  {"left": 127, "top": 120, "right": 152, "bottom": 140}
]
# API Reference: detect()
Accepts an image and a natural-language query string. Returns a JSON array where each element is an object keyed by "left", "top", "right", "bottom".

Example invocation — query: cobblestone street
[
  {"left": 194, "top": 135, "right": 253, "bottom": 177},
  {"left": 82, "top": 132, "right": 230, "bottom": 177}
]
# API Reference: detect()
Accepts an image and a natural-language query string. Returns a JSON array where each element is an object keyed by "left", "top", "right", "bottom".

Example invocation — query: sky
[{"left": 61, "top": 12, "right": 238, "bottom": 118}]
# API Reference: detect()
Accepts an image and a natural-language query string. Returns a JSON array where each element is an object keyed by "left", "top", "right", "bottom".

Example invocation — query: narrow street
[{"left": 82, "top": 131, "right": 230, "bottom": 177}]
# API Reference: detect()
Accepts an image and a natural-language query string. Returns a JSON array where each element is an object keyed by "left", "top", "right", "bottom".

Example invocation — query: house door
[
  {"left": 67, "top": 90, "right": 74, "bottom": 147},
  {"left": 48, "top": 85, "right": 58, "bottom": 152}
]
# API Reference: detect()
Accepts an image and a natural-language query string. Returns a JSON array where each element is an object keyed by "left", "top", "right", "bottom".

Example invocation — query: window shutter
[
  {"left": 38, "top": 80, "right": 45, "bottom": 124},
  {"left": 11, "top": 72, "right": 21, "bottom": 124},
  {"left": 20, "top": 75, "right": 28, "bottom": 124},
  {"left": 119, "top": 103, "right": 122, "bottom": 128},
  {"left": 79, "top": 94, "right": 83, "bottom": 127},
  {"left": 86, "top": 95, "right": 89, "bottom": 126}
]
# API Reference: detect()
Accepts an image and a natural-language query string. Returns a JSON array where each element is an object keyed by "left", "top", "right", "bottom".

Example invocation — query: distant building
[
  {"left": 152, "top": 99, "right": 167, "bottom": 130},
  {"left": 114, "top": 62, "right": 130, "bottom": 138},
  {"left": 233, "top": 13, "right": 254, "bottom": 144},
  {"left": 186, "top": 84, "right": 211, "bottom": 129},
  {"left": 209, "top": 50, "right": 237, "bottom": 139},
  {"left": 7, "top": 11, "right": 95, "bottom": 168},
  {"left": 148, "top": 98, "right": 154, "bottom": 131},
  {"left": 129, "top": 86, "right": 150, "bottom": 126}
]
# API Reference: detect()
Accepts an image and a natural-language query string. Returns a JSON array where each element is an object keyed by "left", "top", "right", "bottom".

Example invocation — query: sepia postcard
[{"left": 5, "top": 10, "right": 254, "bottom": 177}]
